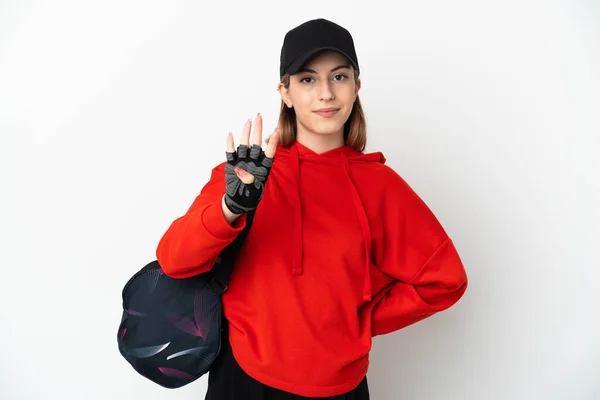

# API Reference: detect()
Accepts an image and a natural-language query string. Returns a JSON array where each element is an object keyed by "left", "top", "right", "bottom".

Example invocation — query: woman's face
[{"left": 279, "top": 50, "right": 360, "bottom": 138}]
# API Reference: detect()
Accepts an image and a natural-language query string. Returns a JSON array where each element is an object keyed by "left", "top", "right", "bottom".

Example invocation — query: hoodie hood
[{"left": 274, "top": 140, "right": 386, "bottom": 303}]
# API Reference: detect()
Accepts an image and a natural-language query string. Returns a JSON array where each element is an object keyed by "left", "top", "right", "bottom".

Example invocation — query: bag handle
[{"left": 209, "top": 208, "right": 256, "bottom": 295}]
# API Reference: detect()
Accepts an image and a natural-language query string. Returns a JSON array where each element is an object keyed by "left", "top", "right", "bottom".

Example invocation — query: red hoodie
[{"left": 156, "top": 140, "right": 467, "bottom": 397}]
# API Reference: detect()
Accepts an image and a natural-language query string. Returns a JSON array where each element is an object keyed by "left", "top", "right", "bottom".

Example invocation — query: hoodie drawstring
[
  {"left": 291, "top": 145, "right": 303, "bottom": 275},
  {"left": 340, "top": 153, "right": 373, "bottom": 304},
  {"left": 288, "top": 145, "right": 372, "bottom": 303}
]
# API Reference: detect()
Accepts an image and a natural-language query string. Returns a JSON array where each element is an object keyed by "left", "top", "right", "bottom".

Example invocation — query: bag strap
[{"left": 209, "top": 208, "right": 256, "bottom": 295}]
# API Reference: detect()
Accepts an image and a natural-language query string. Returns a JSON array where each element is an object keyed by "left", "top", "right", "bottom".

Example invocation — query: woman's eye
[{"left": 300, "top": 74, "right": 348, "bottom": 83}]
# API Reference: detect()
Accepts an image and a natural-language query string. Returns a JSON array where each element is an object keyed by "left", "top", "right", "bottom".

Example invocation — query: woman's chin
[{"left": 309, "top": 122, "right": 345, "bottom": 136}]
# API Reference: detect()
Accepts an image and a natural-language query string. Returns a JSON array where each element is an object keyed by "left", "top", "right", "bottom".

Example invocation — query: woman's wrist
[{"left": 221, "top": 194, "right": 243, "bottom": 225}]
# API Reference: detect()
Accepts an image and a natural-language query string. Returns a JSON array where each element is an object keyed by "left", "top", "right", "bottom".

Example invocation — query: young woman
[{"left": 156, "top": 18, "right": 468, "bottom": 399}]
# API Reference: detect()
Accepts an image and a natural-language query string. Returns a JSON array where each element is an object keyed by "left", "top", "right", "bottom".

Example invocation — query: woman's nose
[{"left": 318, "top": 80, "right": 335, "bottom": 100}]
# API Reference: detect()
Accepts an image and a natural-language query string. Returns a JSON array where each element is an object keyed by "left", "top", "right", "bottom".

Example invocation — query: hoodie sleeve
[
  {"left": 156, "top": 161, "right": 248, "bottom": 278},
  {"left": 369, "top": 167, "right": 467, "bottom": 336}
]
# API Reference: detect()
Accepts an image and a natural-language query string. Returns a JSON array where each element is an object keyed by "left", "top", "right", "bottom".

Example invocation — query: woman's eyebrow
[{"left": 297, "top": 65, "right": 352, "bottom": 74}]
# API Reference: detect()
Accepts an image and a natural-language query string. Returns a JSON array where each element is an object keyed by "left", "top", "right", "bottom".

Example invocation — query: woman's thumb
[{"left": 235, "top": 167, "right": 255, "bottom": 184}]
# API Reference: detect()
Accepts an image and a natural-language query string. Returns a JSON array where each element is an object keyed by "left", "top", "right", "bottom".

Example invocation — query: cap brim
[{"left": 285, "top": 47, "right": 359, "bottom": 76}]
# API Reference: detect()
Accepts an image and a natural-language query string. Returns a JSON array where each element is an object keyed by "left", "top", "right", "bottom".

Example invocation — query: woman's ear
[
  {"left": 355, "top": 78, "right": 361, "bottom": 100},
  {"left": 278, "top": 82, "right": 293, "bottom": 108}
]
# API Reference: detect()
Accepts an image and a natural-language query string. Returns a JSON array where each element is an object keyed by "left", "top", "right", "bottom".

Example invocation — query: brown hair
[{"left": 274, "top": 68, "right": 367, "bottom": 152}]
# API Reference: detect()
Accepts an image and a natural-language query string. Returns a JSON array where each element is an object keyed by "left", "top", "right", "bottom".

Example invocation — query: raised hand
[{"left": 223, "top": 113, "right": 280, "bottom": 214}]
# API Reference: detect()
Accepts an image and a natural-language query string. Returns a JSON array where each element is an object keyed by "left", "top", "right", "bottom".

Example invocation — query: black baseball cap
[{"left": 279, "top": 18, "right": 359, "bottom": 79}]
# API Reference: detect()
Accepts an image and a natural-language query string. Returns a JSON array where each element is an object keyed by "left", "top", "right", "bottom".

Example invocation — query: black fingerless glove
[{"left": 224, "top": 144, "right": 273, "bottom": 214}]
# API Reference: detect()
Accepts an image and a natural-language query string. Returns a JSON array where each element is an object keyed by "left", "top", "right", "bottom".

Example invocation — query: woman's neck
[{"left": 295, "top": 126, "right": 345, "bottom": 155}]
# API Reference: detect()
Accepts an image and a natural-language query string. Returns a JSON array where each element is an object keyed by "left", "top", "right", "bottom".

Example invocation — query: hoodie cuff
[{"left": 201, "top": 198, "right": 247, "bottom": 239}]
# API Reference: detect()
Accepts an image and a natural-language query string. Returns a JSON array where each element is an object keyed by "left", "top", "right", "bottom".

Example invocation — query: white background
[{"left": 1, "top": 0, "right": 599, "bottom": 399}]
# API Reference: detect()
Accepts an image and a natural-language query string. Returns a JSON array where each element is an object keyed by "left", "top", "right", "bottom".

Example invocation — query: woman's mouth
[{"left": 313, "top": 108, "right": 339, "bottom": 118}]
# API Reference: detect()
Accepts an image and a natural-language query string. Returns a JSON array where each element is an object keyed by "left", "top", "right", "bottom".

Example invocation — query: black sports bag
[{"left": 117, "top": 209, "right": 255, "bottom": 388}]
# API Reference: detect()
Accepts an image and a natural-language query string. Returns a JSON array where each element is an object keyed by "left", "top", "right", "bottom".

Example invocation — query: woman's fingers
[
  {"left": 226, "top": 132, "right": 235, "bottom": 153},
  {"left": 252, "top": 113, "right": 262, "bottom": 147},
  {"left": 240, "top": 118, "right": 251, "bottom": 147},
  {"left": 264, "top": 128, "right": 280, "bottom": 159},
  {"left": 227, "top": 113, "right": 277, "bottom": 166}
]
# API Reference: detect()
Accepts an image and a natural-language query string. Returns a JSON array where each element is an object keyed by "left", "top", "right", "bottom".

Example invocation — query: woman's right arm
[
  {"left": 156, "top": 113, "right": 279, "bottom": 279},
  {"left": 156, "top": 161, "right": 248, "bottom": 278}
]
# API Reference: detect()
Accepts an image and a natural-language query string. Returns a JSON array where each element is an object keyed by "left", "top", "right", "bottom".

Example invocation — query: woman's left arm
[{"left": 369, "top": 168, "right": 468, "bottom": 336}]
